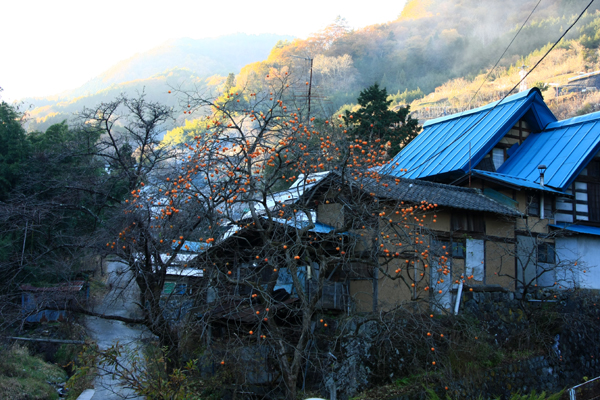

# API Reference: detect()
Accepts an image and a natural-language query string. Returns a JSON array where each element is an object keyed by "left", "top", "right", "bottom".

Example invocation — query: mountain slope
[
  {"left": 238, "top": 0, "right": 600, "bottom": 115},
  {"left": 25, "top": 33, "right": 293, "bottom": 131},
  {"left": 68, "top": 33, "right": 294, "bottom": 98}
]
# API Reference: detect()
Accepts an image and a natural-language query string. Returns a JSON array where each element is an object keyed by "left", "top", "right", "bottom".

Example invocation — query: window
[
  {"left": 527, "top": 194, "right": 553, "bottom": 218},
  {"left": 527, "top": 194, "right": 540, "bottom": 216},
  {"left": 163, "top": 282, "right": 187, "bottom": 295},
  {"left": 589, "top": 182, "right": 600, "bottom": 222},
  {"left": 451, "top": 213, "right": 485, "bottom": 233},
  {"left": 451, "top": 240, "right": 465, "bottom": 258},
  {"left": 587, "top": 160, "right": 600, "bottom": 178},
  {"left": 492, "top": 148, "right": 505, "bottom": 170},
  {"left": 163, "top": 282, "right": 176, "bottom": 295},
  {"left": 432, "top": 239, "right": 465, "bottom": 258},
  {"left": 466, "top": 238, "right": 485, "bottom": 281},
  {"left": 174, "top": 283, "right": 187, "bottom": 295},
  {"left": 537, "top": 243, "right": 555, "bottom": 264}
]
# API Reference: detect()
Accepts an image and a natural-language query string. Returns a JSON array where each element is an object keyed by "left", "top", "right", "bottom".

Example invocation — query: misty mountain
[
  {"left": 239, "top": 0, "right": 600, "bottom": 116},
  {"left": 24, "top": 33, "right": 293, "bottom": 131},
  {"left": 68, "top": 33, "right": 294, "bottom": 98}
]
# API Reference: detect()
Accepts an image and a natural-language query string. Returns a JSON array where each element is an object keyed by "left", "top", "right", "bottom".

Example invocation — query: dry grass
[
  {"left": 548, "top": 90, "right": 600, "bottom": 120},
  {"left": 411, "top": 40, "right": 596, "bottom": 114},
  {"left": 0, "top": 344, "right": 68, "bottom": 400}
]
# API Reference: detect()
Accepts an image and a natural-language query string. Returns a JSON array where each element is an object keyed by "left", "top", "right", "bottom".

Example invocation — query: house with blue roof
[{"left": 382, "top": 87, "right": 600, "bottom": 292}]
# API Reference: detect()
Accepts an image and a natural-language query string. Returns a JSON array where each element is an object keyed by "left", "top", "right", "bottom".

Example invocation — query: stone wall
[
  {"left": 444, "top": 291, "right": 599, "bottom": 399},
  {"left": 321, "top": 290, "right": 600, "bottom": 400}
]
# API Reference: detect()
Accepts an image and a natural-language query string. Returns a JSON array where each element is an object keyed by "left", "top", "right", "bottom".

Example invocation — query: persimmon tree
[
  {"left": 77, "top": 93, "right": 175, "bottom": 195},
  {"left": 93, "top": 70, "right": 445, "bottom": 399}
]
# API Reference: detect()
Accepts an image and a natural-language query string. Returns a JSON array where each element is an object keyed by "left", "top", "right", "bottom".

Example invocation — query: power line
[
  {"left": 511, "top": 0, "right": 595, "bottom": 98},
  {"left": 466, "top": 0, "right": 542, "bottom": 109},
  {"left": 398, "top": 0, "right": 596, "bottom": 180}
]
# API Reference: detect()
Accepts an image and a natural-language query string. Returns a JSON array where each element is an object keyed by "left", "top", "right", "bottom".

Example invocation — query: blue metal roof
[
  {"left": 498, "top": 109, "right": 600, "bottom": 192},
  {"left": 268, "top": 216, "right": 337, "bottom": 234},
  {"left": 380, "top": 88, "right": 557, "bottom": 180},
  {"left": 550, "top": 223, "right": 600, "bottom": 236},
  {"left": 471, "top": 170, "right": 565, "bottom": 194},
  {"left": 171, "top": 241, "right": 209, "bottom": 252}
]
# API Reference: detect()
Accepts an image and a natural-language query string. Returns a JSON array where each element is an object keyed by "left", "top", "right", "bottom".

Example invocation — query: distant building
[
  {"left": 559, "top": 70, "right": 600, "bottom": 94},
  {"left": 21, "top": 281, "right": 88, "bottom": 323}
]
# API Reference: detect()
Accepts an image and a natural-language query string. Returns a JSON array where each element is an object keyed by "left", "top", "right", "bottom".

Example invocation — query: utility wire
[
  {"left": 466, "top": 0, "right": 542, "bottom": 109},
  {"left": 406, "top": 0, "right": 542, "bottom": 178},
  {"left": 396, "top": 0, "right": 596, "bottom": 180},
  {"left": 511, "top": 0, "right": 595, "bottom": 100}
]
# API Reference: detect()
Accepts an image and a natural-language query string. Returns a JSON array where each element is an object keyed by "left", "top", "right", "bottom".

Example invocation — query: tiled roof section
[{"left": 339, "top": 173, "right": 521, "bottom": 216}]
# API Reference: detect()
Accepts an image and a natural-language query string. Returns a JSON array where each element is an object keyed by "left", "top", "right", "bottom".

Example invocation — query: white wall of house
[{"left": 555, "top": 235, "right": 600, "bottom": 289}]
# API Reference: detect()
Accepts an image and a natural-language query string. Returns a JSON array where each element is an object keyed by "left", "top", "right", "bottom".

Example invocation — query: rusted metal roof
[{"left": 20, "top": 281, "right": 86, "bottom": 293}]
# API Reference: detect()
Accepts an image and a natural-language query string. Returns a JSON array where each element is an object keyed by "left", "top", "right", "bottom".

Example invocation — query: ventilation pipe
[{"left": 538, "top": 165, "right": 547, "bottom": 219}]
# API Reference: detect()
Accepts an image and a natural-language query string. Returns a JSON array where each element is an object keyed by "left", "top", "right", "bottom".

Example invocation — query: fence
[{"left": 565, "top": 376, "right": 600, "bottom": 400}]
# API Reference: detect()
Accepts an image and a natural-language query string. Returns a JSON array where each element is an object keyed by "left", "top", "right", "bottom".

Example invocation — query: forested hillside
[
  {"left": 407, "top": 4, "right": 600, "bottom": 121},
  {"left": 230, "top": 0, "right": 600, "bottom": 116},
  {"left": 166, "top": 0, "right": 600, "bottom": 145}
]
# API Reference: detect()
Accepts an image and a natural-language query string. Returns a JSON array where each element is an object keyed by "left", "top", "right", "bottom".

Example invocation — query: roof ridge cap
[
  {"left": 546, "top": 110, "right": 600, "bottom": 130},
  {"left": 422, "top": 88, "right": 541, "bottom": 127},
  {"left": 379, "top": 174, "right": 479, "bottom": 193}
]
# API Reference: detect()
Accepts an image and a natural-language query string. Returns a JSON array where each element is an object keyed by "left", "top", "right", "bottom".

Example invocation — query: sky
[{"left": 1, "top": 0, "right": 407, "bottom": 102}]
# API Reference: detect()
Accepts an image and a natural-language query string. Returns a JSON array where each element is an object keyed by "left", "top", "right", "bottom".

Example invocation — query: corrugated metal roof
[
  {"left": 269, "top": 215, "right": 337, "bottom": 234},
  {"left": 567, "top": 70, "right": 600, "bottom": 83},
  {"left": 550, "top": 223, "right": 600, "bottom": 236},
  {"left": 380, "top": 88, "right": 556, "bottom": 180},
  {"left": 240, "top": 173, "right": 327, "bottom": 220},
  {"left": 498, "top": 110, "right": 600, "bottom": 191},
  {"left": 166, "top": 267, "right": 204, "bottom": 277},
  {"left": 471, "top": 170, "right": 566, "bottom": 194},
  {"left": 21, "top": 281, "right": 86, "bottom": 293}
]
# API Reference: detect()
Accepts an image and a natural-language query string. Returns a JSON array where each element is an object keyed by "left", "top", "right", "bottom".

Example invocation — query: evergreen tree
[
  {"left": 224, "top": 72, "right": 236, "bottom": 93},
  {"left": 0, "top": 102, "right": 29, "bottom": 200},
  {"left": 343, "top": 83, "right": 420, "bottom": 158}
]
